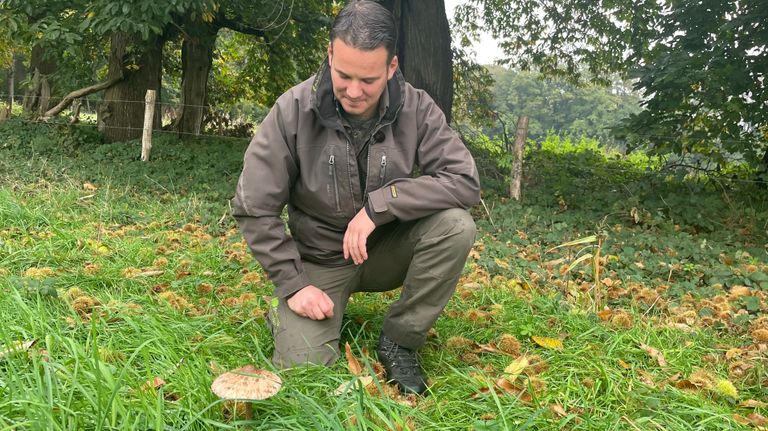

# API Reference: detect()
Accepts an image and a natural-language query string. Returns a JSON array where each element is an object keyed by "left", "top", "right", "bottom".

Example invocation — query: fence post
[
  {"left": 510, "top": 115, "right": 529, "bottom": 200},
  {"left": 8, "top": 62, "right": 14, "bottom": 115},
  {"left": 141, "top": 89, "right": 156, "bottom": 162}
]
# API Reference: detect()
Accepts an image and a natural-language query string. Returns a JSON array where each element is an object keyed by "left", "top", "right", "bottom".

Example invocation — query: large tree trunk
[
  {"left": 23, "top": 45, "right": 57, "bottom": 115},
  {"left": 381, "top": 0, "right": 454, "bottom": 123},
  {"left": 100, "top": 32, "right": 163, "bottom": 143},
  {"left": 174, "top": 22, "right": 218, "bottom": 138}
]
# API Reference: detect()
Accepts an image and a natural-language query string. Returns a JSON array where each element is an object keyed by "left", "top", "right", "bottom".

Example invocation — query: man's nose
[{"left": 346, "top": 82, "right": 362, "bottom": 98}]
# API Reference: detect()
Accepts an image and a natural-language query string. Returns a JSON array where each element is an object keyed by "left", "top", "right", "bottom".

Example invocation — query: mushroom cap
[{"left": 211, "top": 365, "right": 282, "bottom": 401}]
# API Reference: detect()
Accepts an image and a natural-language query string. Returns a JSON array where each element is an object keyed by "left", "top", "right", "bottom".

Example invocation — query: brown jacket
[{"left": 232, "top": 61, "right": 480, "bottom": 298}]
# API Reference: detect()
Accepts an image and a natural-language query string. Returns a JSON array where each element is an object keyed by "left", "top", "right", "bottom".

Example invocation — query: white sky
[{"left": 444, "top": 0, "right": 505, "bottom": 65}]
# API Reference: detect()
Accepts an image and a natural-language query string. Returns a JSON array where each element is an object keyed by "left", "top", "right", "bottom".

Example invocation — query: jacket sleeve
[
  {"left": 231, "top": 98, "right": 310, "bottom": 299},
  {"left": 367, "top": 91, "right": 481, "bottom": 225}
]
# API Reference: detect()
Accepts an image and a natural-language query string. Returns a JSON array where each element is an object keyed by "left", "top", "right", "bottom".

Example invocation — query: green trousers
[{"left": 269, "top": 208, "right": 476, "bottom": 368}]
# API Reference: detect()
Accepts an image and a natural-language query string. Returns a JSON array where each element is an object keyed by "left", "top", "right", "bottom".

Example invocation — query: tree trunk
[
  {"left": 23, "top": 45, "right": 57, "bottom": 115},
  {"left": 100, "top": 32, "right": 163, "bottom": 143},
  {"left": 174, "top": 22, "right": 218, "bottom": 138},
  {"left": 382, "top": 0, "right": 454, "bottom": 123}
]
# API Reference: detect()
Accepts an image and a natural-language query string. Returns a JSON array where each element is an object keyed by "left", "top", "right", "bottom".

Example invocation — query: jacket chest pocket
[
  {"left": 327, "top": 152, "right": 341, "bottom": 213},
  {"left": 378, "top": 153, "right": 388, "bottom": 186}
]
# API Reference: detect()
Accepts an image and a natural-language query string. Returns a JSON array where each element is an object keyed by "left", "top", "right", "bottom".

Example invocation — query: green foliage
[
  {"left": 451, "top": 47, "right": 495, "bottom": 127},
  {"left": 614, "top": 0, "right": 768, "bottom": 170},
  {"left": 454, "top": 0, "right": 768, "bottom": 171},
  {"left": 488, "top": 67, "right": 641, "bottom": 145}
]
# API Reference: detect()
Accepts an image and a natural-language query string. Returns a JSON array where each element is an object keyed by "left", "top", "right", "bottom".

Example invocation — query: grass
[{"left": 1, "top": 119, "right": 767, "bottom": 430}]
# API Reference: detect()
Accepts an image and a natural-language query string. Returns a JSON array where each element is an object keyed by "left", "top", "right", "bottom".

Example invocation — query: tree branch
[
  {"left": 42, "top": 75, "right": 123, "bottom": 119},
  {"left": 216, "top": 16, "right": 266, "bottom": 38}
]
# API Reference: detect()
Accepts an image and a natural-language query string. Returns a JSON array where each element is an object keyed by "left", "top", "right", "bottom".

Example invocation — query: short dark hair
[{"left": 330, "top": 1, "right": 397, "bottom": 60}]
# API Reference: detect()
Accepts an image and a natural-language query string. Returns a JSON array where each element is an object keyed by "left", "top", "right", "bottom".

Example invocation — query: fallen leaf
[
  {"left": 83, "top": 182, "right": 98, "bottom": 191},
  {"left": 334, "top": 376, "right": 374, "bottom": 396},
  {"left": 0, "top": 340, "right": 38, "bottom": 360},
  {"left": 345, "top": 342, "right": 363, "bottom": 376},
  {"left": 531, "top": 336, "right": 564, "bottom": 350},
  {"left": 142, "top": 376, "right": 166, "bottom": 391},
  {"left": 639, "top": 343, "right": 667, "bottom": 367},
  {"left": 748, "top": 413, "right": 768, "bottom": 427},
  {"left": 618, "top": 359, "right": 631, "bottom": 370},
  {"left": 637, "top": 370, "right": 656, "bottom": 387},
  {"left": 740, "top": 400, "right": 768, "bottom": 409},
  {"left": 597, "top": 309, "right": 613, "bottom": 321},
  {"left": 494, "top": 378, "right": 520, "bottom": 396},
  {"left": 550, "top": 404, "right": 567, "bottom": 418},
  {"left": 503, "top": 356, "right": 529, "bottom": 383},
  {"left": 734, "top": 414, "right": 751, "bottom": 425},
  {"left": 475, "top": 342, "right": 516, "bottom": 357}
]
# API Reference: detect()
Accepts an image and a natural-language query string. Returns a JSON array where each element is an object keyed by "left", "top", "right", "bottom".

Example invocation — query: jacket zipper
[
  {"left": 379, "top": 154, "right": 387, "bottom": 185},
  {"left": 328, "top": 154, "right": 341, "bottom": 212}
]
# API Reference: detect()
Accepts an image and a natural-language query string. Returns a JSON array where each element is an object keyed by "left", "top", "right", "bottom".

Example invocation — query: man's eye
[{"left": 363, "top": 80, "right": 376, "bottom": 84}]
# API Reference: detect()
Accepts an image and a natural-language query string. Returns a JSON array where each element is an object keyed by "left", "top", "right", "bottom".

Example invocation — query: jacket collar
[{"left": 310, "top": 57, "right": 405, "bottom": 131}]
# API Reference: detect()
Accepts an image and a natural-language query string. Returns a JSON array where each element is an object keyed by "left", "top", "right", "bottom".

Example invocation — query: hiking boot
[{"left": 377, "top": 334, "right": 428, "bottom": 395}]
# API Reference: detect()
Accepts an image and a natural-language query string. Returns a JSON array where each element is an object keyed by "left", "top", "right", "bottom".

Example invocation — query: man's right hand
[{"left": 286, "top": 285, "right": 335, "bottom": 320}]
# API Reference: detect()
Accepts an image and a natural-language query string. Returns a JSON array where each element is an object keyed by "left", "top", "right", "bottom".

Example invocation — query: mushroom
[{"left": 211, "top": 365, "right": 282, "bottom": 421}]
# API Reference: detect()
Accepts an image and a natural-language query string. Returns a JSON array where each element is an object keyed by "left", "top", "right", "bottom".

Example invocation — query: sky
[{"left": 443, "top": 0, "right": 505, "bottom": 65}]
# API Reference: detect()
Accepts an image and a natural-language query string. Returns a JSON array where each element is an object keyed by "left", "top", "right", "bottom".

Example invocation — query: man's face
[{"left": 328, "top": 38, "right": 398, "bottom": 119}]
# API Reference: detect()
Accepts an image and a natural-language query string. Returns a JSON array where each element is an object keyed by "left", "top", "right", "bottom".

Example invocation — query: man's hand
[
  {"left": 343, "top": 208, "right": 376, "bottom": 265},
  {"left": 287, "top": 285, "right": 335, "bottom": 320}
]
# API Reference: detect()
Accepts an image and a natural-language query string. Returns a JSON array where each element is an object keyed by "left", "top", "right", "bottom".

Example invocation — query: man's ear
[
  {"left": 327, "top": 42, "right": 333, "bottom": 64},
  {"left": 387, "top": 55, "right": 399, "bottom": 80}
]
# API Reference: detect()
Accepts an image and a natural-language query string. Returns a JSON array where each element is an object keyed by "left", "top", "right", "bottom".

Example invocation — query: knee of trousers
[
  {"left": 272, "top": 342, "right": 340, "bottom": 369},
  {"left": 420, "top": 208, "right": 477, "bottom": 251}
]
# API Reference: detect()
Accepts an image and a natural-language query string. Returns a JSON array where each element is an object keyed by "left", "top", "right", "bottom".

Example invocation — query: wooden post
[
  {"left": 141, "top": 89, "right": 157, "bottom": 162},
  {"left": 8, "top": 62, "right": 14, "bottom": 115},
  {"left": 69, "top": 98, "right": 82, "bottom": 124},
  {"left": 510, "top": 115, "right": 529, "bottom": 200}
]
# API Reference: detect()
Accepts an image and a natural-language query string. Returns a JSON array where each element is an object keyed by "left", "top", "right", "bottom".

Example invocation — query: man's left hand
[{"left": 343, "top": 208, "right": 376, "bottom": 265}]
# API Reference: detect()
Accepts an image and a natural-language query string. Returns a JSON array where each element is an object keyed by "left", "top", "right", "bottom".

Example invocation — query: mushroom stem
[{"left": 244, "top": 403, "right": 254, "bottom": 421}]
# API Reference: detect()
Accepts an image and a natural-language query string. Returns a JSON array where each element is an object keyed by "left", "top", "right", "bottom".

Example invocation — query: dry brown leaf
[
  {"left": 503, "top": 356, "right": 529, "bottom": 383},
  {"left": 597, "top": 309, "right": 613, "bottom": 321},
  {"left": 0, "top": 340, "right": 38, "bottom": 360},
  {"left": 748, "top": 413, "right": 768, "bottom": 427},
  {"left": 142, "top": 376, "right": 166, "bottom": 391},
  {"left": 639, "top": 343, "right": 667, "bottom": 367},
  {"left": 740, "top": 400, "right": 768, "bottom": 409},
  {"left": 618, "top": 359, "right": 631, "bottom": 370},
  {"left": 334, "top": 376, "right": 374, "bottom": 396},
  {"left": 345, "top": 342, "right": 363, "bottom": 376},
  {"left": 475, "top": 342, "right": 516, "bottom": 357},
  {"left": 494, "top": 378, "right": 520, "bottom": 396},
  {"left": 734, "top": 414, "right": 751, "bottom": 425},
  {"left": 637, "top": 370, "right": 656, "bottom": 387},
  {"left": 550, "top": 404, "right": 567, "bottom": 418}
]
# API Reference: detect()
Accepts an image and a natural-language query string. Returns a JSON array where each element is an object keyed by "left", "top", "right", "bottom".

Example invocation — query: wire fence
[{"left": 1, "top": 95, "right": 766, "bottom": 185}]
